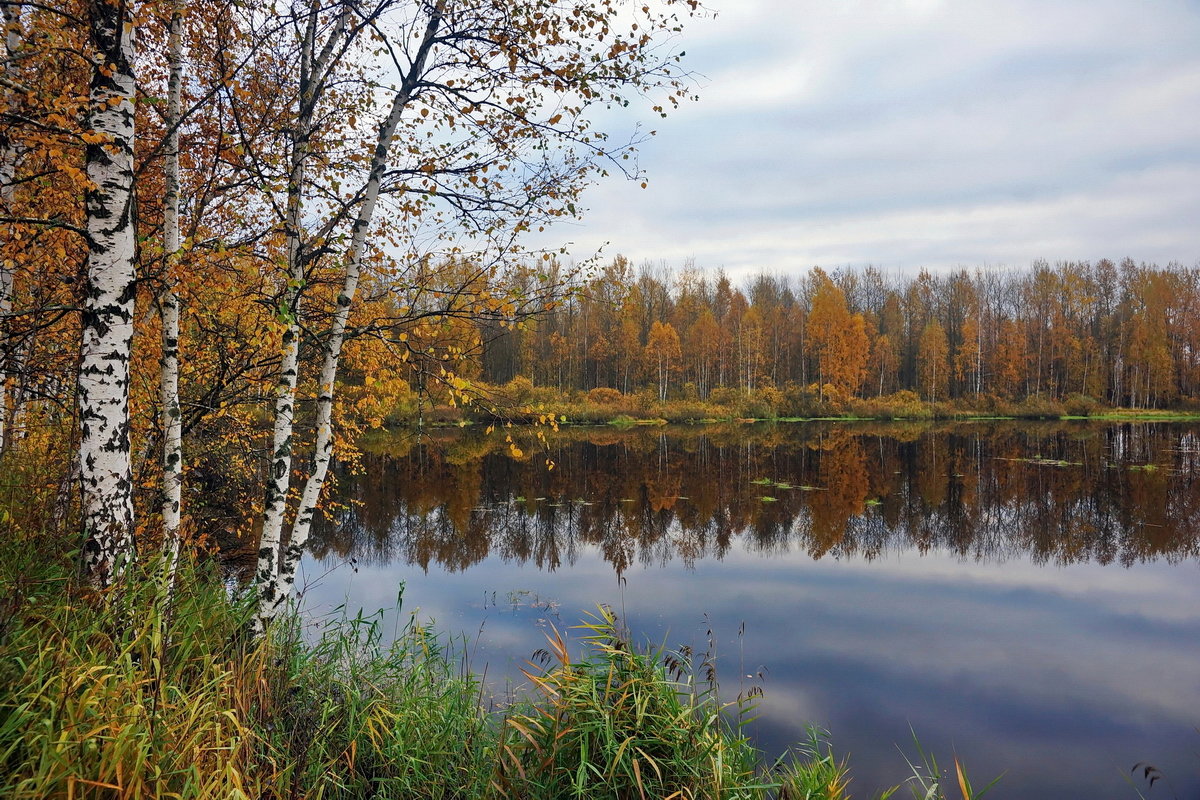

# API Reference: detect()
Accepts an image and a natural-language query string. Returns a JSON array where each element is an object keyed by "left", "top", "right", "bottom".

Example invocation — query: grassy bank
[
  {"left": 0, "top": 532, "right": 1001, "bottom": 799},
  {"left": 385, "top": 381, "right": 1200, "bottom": 428}
]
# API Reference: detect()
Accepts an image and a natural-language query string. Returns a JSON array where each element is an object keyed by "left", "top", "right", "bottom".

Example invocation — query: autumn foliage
[
  {"left": 475, "top": 257, "right": 1200, "bottom": 416},
  {"left": 2, "top": 0, "right": 1199, "bottom": 588}
]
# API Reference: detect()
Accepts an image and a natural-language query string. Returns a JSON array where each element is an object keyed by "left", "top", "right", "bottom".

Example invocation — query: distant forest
[{"left": 478, "top": 257, "right": 1200, "bottom": 409}]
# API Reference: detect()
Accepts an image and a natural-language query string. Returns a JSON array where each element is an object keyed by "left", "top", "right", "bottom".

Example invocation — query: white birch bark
[
  {"left": 252, "top": 118, "right": 307, "bottom": 633},
  {"left": 254, "top": 1, "right": 346, "bottom": 633},
  {"left": 80, "top": 0, "right": 137, "bottom": 588},
  {"left": 0, "top": 2, "right": 22, "bottom": 454},
  {"left": 160, "top": 0, "right": 184, "bottom": 587},
  {"left": 263, "top": 7, "right": 444, "bottom": 625}
]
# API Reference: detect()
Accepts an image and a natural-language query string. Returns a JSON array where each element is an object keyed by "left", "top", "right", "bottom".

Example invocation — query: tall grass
[
  {"left": 0, "top": 550, "right": 265, "bottom": 798},
  {"left": 0, "top": 536, "right": 987, "bottom": 799},
  {"left": 493, "top": 607, "right": 767, "bottom": 799},
  {"left": 255, "top": 606, "right": 493, "bottom": 799},
  {"left": 896, "top": 731, "right": 1002, "bottom": 800},
  {"left": 0, "top": 547, "right": 491, "bottom": 799},
  {"left": 772, "top": 728, "right": 862, "bottom": 800}
]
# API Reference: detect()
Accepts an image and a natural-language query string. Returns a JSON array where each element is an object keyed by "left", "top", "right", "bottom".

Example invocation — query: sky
[{"left": 543, "top": 0, "right": 1200, "bottom": 280}]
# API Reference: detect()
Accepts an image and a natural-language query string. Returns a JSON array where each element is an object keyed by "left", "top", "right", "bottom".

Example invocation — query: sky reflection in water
[{"left": 301, "top": 421, "right": 1200, "bottom": 800}]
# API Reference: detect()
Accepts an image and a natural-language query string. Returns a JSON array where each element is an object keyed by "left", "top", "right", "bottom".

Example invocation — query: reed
[
  {"left": 493, "top": 606, "right": 768, "bottom": 799},
  {"left": 0, "top": 551, "right": 264, "bottom": 799},
  {"left": 0, "top": 536, "right": 989, "bottom": 799},
  {"left": 772, "top": 728, "right": 859, "bottom": 800},
  {"left": 896, "top": 730, "right": 1002, "bottom": 800}
]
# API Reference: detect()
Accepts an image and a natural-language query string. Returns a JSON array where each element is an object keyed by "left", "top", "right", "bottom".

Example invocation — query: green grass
[
  {"left": 494, "top": 607, "right": 767, "bottom": 799},
  {"left": 896, "top": 730, "right": 1002, "bottom": 800},
  {"left": 771, "top": 727, "right": 858, "bottom": 800},
  {"left": 0, "top": 541, "right": 491, "bottom": 799},
  {"left": 0, "top": 545, "right": 267, "bottom": 799},
  {"left": 0, "top": 533, "right": 994, "bottom": 800}
]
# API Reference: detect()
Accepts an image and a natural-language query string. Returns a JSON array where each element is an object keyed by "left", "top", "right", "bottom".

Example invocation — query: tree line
[{"left": 480, "top": 256, "right": 1200, "bottom": 410}]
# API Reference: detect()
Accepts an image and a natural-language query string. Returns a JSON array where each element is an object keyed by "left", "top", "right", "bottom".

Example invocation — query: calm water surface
[{"left": 301, "top": 421, "right": 1200, "bottom": 800}]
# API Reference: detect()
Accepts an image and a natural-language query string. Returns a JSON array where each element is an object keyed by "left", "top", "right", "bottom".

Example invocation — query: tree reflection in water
[{"left": 310, "top": 421, "right": 1200, "bottom": 573}]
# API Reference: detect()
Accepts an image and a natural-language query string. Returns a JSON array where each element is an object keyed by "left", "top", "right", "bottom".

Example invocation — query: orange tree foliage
[
  {"left": 805, "top": 270, "right": 869, "bottom": 401},
  {"left": 464, "top": 258, "right": 1200, "bottom": 414},
  {"left": 1, "top": 0, "right": 708, "bottom": 552}
]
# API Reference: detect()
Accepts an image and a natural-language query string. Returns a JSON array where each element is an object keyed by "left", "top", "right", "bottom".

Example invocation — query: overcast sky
[{"left": 543, "top": 0, "right": 1200, "bottom": 280}]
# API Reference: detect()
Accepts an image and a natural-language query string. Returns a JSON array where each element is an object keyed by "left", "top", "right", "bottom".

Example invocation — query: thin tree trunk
[
  {"left": 80, "top": 0, "right": 137, "bottom": 588},
  {"left": 275, "top": 34, "right": 439, "bottom": 603},
  {"left": 253, "top": 6, "right": 319, "bottom": 635},
  {"left": 257, "top": 3, "right": 442, "bottom": 631},
  {"left": 160, "top": 0, "right": 184, "bottom": 589},
  {"left": 975, "top": 316, "right": 983, "bottom": 395},
  {"left": 253, "top": 102, "right": 308, "bottom": 633},
  {"left": 0, "top": 2, "right": 22, "bottom": 454}
]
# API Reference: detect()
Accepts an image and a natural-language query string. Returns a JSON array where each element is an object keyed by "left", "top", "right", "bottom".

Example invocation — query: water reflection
[
  {"left": 313, "top": 421, "right": 1200, "bottom": 571},
  {"left": 304, "top": 421, "right": 1200, "bottom": 800}
]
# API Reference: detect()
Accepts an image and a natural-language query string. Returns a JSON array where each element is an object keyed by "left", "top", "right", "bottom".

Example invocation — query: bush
[
  {"left": 707, "top": 385, "right": 741, "bottom": 409},
  {"left": 1002, "top": 394, "right": 1066, "bottom": 419},
  {"left": 748, "top": 385, "right": 784, "bottom": 418},
  {"left": 585, "top": 386, "right": 624, "bottom": 406},
  {"left": 657, "top": 400, "right": 724, "bottom": 423},
  {"left": 1063, "top": 393, "right": 1100, "bottom": 417},
  {"left": 847, "top": 391, "right": 936, "bottom": 421},
  {"left": 502, "top": 375, "right": 536, "bottom": 404}
]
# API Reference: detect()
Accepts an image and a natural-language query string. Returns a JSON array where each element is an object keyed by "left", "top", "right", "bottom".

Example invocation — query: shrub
[
  {"left": 780, "top": 383, "right": 830, "bottom": 418},
  {"left": 847, "top": 390, "right": 934, "bottom": 421},
  {"left": 586, "top": 386, "right": 624, "bottom": 406},
  {"left": 1007, "top": 395, "right": 1066, "bottom": 419},
  {"left": 750, "top": 385, "right": 785, "bottom": 418},
  {"left": 1063, "top": 393, "right": 1100, "bottom": 417},
  {"left": 658, "top": 400, "right": 723, "bottom": 422},
  {"left": 707, "top": 385, "right": 741, "bottom": 409},
  {"left": 502, "top": 375, "right": 536, "bottom": 404}
]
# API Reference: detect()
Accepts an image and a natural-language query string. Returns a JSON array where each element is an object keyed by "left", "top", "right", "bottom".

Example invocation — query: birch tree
[
  {"left": 79, "top": 0, "right": 137, "bottom": 587},
  {"left": 0, "top": 1, "right": 22, "bottom": 453},
  {"left": 249, "top": 0, "right": 700, "bottom": 632},
  {"left": 254, "top": 0, "right": 440, "bottom": 631},
  {"left": 159, "top": 0, "right": 184, "bottom": 583}
]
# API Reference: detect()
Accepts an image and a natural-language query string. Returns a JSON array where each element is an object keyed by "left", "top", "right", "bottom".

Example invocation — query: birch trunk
[
  {"left": 160, "top": 0, "right": 184, "bottom": 587},
  {"left": 252, "top": 119, "right": 307, "bottom": 633},
  {"left": 80, "top": 0, "right": 137, "bottom": 588},
  {"left": 253, "top": 0, "right": 342, "bottom": 634},
  {"left": 0, "top": 2, "right": 22, "bottom": 454},
  {"left": 270, "top": 9, "right": 444, "bottom": 616}
]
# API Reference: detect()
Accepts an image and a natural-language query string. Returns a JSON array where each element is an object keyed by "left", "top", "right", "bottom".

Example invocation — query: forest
[{"left": 476, "top": 256, "right": 1200, "bottom": 414}]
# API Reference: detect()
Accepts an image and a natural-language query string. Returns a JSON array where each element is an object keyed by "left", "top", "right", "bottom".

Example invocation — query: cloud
[{"left": 537, "top": 0, "right": 1200, "bottom": 277}]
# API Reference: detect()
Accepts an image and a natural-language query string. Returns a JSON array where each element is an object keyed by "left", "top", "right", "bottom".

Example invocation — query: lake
[{"left": 300, "top": 420, "right": 1200, "bottom": 799}]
